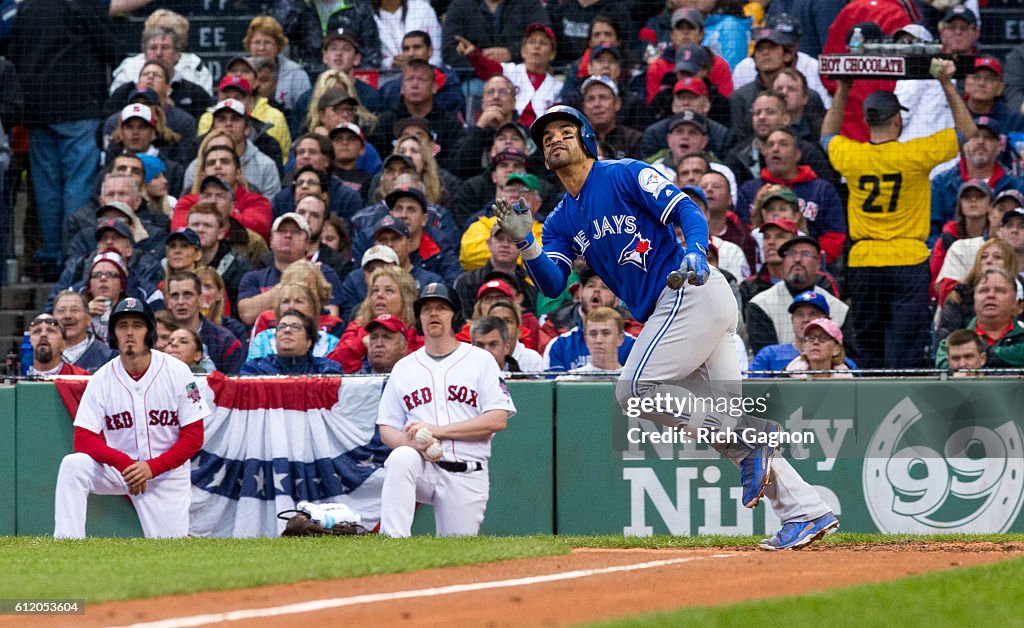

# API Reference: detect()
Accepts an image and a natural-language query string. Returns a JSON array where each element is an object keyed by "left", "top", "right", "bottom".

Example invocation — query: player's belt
[{"left": 437, "top": 461, "right": 484, "bottom": 472}]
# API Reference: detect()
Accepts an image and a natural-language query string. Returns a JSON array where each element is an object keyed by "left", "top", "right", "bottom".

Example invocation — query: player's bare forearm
[
  {"left": 821, "top": 79, "right": 851, "bottom": 137},
  {"left": 430, "top": 410, "right": 509, "bottom": 441},
  {"left": 380, "top": 425, "right": 412, "bottom": 450}
]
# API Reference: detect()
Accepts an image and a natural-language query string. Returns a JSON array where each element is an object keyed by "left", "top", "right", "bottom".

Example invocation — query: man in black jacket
[
  {"left": 725, "top": 89, "right": 837, "bottom": 188},
  {"left": 8, "top": 0, "right": 121, "bottom": 277},
  {"left": 441, "top": 0, "right": 550, "bottom": 72}
]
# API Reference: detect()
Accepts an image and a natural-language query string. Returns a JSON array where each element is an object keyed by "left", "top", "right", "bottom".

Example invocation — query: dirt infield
[{"left": 19, "top": 543, "right": 1024, "bottom": 628}]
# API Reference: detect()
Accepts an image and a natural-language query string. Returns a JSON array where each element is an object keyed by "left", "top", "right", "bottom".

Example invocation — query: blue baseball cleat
[
  {"left": 739, "top": 422, "right": 780, "bottom": 508},
  {"left": 759, "top": 512, "right": 840, "bottom": 551}
]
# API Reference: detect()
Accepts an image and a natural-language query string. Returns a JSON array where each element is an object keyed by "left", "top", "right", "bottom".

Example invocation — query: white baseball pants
[
  {"left": 53, "top": 453, "right": 191, "bottom": 539},
  {"left": 380, "top": 446, "right": 489, "bottom": 537}
]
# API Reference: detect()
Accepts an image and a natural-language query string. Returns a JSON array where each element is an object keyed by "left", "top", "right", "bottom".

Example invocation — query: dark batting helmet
[
  {"left": 530, "top": 105, "right": 598, "bottom": 159},
  {"left": 107, "top": 297, "right": 157, "bottom": 351},
  {"left": 413, "top": 282, "right": 464, "bottom": 334}
]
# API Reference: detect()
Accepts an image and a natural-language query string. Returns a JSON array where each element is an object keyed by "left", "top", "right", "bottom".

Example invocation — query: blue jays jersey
[{"left": 541, "top": 159, "right": 706, "bottom": 321}]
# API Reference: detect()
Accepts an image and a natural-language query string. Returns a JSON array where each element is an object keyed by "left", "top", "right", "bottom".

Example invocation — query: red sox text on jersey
[
  {"left": 104, "top": 409, "right": 181, "bottom": 430},
  {"left": 403, "top": 386, "right": 479, "bottom": 411}
]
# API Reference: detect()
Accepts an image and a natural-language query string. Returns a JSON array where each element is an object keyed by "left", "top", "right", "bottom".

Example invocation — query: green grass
[
  {"left": 1, "top": 534, "right": 1022, "bottom": 606},
  {"left": 588, "top": 555, "right": 1024, "bottom": 628},
  {"left": 0, "top": 536, "right": 569, "bottom": 602}
]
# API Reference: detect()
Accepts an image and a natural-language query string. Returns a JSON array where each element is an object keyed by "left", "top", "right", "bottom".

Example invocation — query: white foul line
[{"left": 110, "top": 553, "right": 734, "bottom": 628}]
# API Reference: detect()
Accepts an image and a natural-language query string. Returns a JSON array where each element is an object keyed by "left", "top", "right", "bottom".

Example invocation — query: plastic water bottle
[
  {"left": 20, "top": 331, "right": 32, "bottom": 376},
  {"left": 848, "top": 28, "right": 865, "bottom": 53}
]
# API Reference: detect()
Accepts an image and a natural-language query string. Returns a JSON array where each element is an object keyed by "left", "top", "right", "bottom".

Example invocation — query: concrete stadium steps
[{"left": 1, "top": 284, "right": 55, "bottom": 312}]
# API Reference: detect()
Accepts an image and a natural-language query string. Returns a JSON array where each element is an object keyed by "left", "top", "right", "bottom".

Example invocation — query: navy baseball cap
[
  {"left": 975, "top": 115, "right": 1002, "bottom": 137},
  {"left": 95, "top": 219, "right": 135, "bottom": 244},
  {"left": 863, "top": 91, "right": 908, "bottom": 125},
  {"left": 127, "top": 87, "right": 160, "bottom": 105},
  {"left": 755, "top": 28, "right": 791, "bottom": 47},
  {"left": 674, "top": 44, "right": 709, "bottom": 75},
  {"left": 941, "top": 4, "right": 977, "bottom": 25},
  {"left": 766, "top": 13, "right": 802, "bottom": 41},
  {"left": 668, "top": 110, "right": 709, "bottom": 134},
  {"left": 385, "top": 186, "right": 428, "bottom": 211},
  {"left": 590, "top": 43, "right": 622, "bottom": 61},
  {"left": 167, "top": 227, "right": 201, "bottom": 248},
  {"left": 788, "top": 290, "right": 830, "bottom": 316},
  {"left": 373, "top": 215, "right": 411, "bottom": 239},
  {"left": 1002, "top": 207, "right": 1024, "bottom": 226}
]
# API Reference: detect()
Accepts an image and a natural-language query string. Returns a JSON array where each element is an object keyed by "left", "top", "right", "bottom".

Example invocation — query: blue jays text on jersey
[{"left": 539, "top": 159, "right": 709, "bottom": 322}]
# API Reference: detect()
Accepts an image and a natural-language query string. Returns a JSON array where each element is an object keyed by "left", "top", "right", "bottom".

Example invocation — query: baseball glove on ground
[{"left": 278, "top": 510, "right": 369, "bottom": 536}]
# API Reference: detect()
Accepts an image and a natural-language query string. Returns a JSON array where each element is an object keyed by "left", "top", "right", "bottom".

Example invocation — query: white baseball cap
[
  {"left": 120, "top": 103, "right": 155, "bottom": 126},
  {"left": 361, "top": 244, "right": 400, "bottom": 267},
  {"left": 272, "top": 212, "right": 311, "bottom": 237},
  {"left": 211, "top": 98, "right": 247, "bottom": 118}
]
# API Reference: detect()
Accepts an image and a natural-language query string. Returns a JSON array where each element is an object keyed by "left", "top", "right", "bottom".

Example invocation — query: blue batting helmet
[{"left": 530, "top": 105, "right": 598, "bottom": 159}]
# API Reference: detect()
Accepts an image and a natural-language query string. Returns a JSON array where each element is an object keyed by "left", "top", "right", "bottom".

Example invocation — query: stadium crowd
[{"left": 4, "top": 0, "right": 1024, "bottom": 377}]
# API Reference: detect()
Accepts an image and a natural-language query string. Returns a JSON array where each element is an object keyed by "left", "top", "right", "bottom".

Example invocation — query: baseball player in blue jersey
[{"left": 495, "top": 106, "right": 838, "bottom": 549}]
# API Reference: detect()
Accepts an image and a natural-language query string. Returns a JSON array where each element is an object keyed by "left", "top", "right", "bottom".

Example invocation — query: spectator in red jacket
[
  {"left": 645, "top": 9, "right": 733, "bottom": 105},
  {"left": 330, "top": 265, "right": 422, "bottom": 372},
  {"left": 171, "top": 142, "right": 272, "bottom": 242}
]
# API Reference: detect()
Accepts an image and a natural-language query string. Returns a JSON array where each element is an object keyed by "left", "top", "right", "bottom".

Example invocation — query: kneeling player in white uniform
[
  {"left": 377, "top": 283, "right": 516, "bottom": 537},
  {"left": 53, "top": 298, "right": 210, "bottom": 539}
]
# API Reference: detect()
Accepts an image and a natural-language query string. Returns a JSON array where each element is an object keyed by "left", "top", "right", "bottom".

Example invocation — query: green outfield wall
[{"left": 7, "top": 379, "right": 1024, "bottom": 537}]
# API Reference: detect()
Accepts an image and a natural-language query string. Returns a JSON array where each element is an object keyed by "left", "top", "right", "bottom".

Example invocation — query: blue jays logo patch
[
  {"left": 637, "top": 168, "right": 669, "bottom": 199},
  {"left": 618, "top": 233, "right": 652, "bottom": 271}
]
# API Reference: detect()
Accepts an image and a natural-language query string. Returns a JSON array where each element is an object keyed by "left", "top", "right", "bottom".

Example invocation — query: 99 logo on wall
[{"left": 863, "top": 397, "right": 1024, "bottom": 533}]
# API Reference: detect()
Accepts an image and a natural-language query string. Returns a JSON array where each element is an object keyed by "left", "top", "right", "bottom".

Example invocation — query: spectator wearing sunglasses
[{"left": 26, "top": 314, "right": 90, "bottom": 378}]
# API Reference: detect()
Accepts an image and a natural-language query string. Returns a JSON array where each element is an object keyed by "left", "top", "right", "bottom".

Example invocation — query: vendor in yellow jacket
[{"left": 460, "top": 172, "right": 544, "bottom": 271}]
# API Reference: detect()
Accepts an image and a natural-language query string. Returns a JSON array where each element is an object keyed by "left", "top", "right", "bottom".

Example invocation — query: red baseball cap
[
  {"left": 673, "top": 77, "right": 709, "bottom": 97},
  {"left": 477, "top": 279, "right": 515, "bottom": 299},
  {"left": 760, "top": 218, "right": 799, "bottom": 235},
  {"left": 218, "top": 74, "right": 252, "bottom": 95},
  {"left": 974, "top": 56, "right": 1003, "bottom": 76},
  {"left": 525, "top": 22, "right": 556, "bottom": 47},
  {"left": 671, "top": 78, "right": 704, "bottom": 98},
  {"left": 365, "top": 313, "right": 408, "bottom": 335}
]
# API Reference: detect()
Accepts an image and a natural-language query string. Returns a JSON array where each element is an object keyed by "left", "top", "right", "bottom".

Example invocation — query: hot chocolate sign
[{"left": 820, "top": 55, "right": 907, "bottom": 78}]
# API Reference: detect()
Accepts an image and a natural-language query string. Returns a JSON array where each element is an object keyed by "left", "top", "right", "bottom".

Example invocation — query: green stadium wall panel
[
  {"left": 412, "top": 380, "right": 555, "bottom": 535},
  {"left": 554, "top": 380, "right": 1024, "bottom": 535},
  {"left": 15, "top": 382, "right": 141, "bottom": 537},
  {"left": 1, "top": 385, "right": 15, "bottom": 535}
]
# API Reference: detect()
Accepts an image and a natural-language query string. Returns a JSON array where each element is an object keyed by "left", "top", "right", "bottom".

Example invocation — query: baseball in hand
[
  {"left": 415, "top": 427, "right": 434, "bottom": 446},
  {"left": 426, "top": 439, "right": 444, "bottom": 461}
]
